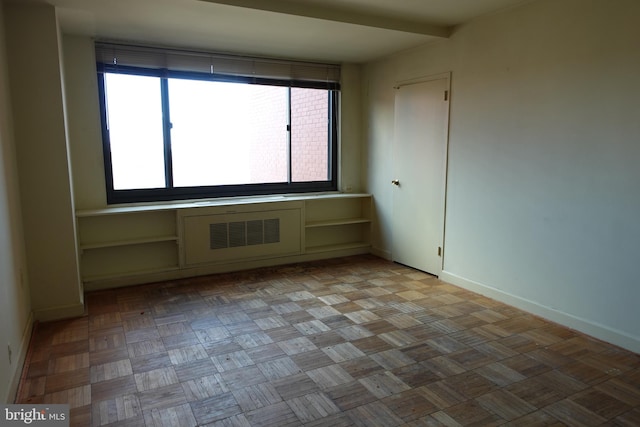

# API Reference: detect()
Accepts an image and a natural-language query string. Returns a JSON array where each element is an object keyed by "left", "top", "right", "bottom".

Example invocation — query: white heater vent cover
[{"left": 209, "top": 218, "right": 280, "bottom": 250}]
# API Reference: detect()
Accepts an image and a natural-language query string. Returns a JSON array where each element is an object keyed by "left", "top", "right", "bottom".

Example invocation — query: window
[{"left": 96, "top": 43, "right": 340, "bottom": 204}]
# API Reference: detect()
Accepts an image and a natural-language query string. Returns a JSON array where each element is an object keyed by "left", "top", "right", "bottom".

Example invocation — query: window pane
[
  {"left": 169, "top": 79, "right": 288, "bottom": 187},
  {"left": 291, "top": 88, "right": 329, "bottom": 182},
  {"left": 104, "top": 73, "right": 165, "bottom": 190}
]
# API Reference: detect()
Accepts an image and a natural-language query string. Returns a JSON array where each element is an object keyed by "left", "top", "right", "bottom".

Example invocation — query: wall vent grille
[{"left": 210, "top": 218, "right": 280, "bottom": 250}]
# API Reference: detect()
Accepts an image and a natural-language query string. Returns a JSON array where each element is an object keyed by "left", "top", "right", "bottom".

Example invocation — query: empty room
[{"left": 0, "top": 0, "right": 639, "bottom": 425}]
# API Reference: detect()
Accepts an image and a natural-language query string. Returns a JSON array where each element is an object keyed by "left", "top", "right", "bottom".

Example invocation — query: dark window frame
[{"left": 97, "top": 64, "right": 339, "bottom": 204}]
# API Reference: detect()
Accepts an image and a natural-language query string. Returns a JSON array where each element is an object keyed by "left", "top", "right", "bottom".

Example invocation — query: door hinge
[
  {"left": 438, "top": 246, "right": 442, "bottom": 257},
  {"left": 444, "top": 91, "right": 448, "bottom": 101}
]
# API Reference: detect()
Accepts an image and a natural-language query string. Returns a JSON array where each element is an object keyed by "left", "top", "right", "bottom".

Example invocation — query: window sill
[{"left": 76, "top": 191, "right": 368, "bottom": 217}]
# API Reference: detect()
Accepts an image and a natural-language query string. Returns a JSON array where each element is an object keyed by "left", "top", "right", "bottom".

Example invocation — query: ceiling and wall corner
[{"left": 14, "top": 0, "right": 532, "bottom": 63}]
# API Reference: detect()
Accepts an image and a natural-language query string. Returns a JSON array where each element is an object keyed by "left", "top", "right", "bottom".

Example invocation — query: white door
[{"left": 392, "top": 76, "right": 449, "bottom": 275}]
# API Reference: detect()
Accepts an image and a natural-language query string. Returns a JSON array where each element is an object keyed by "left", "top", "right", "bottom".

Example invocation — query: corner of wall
[
  {"left": 371, "top": 246, "right": 392, "bottom": 261},
  {"left": 4, "top": 3, "right": 83, "bottom": 320},
  {"left": 0, "top": 0, "right": 35, "bottom": 404}
]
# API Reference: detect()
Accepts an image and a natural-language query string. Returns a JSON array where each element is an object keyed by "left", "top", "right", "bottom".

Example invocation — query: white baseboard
[
  {"left": 371, "top": 246, "right": 392, "bottom": 260},
  {"left": 33, "top": 302, "right": 85, "bottom": 322},
  {"left": 440, "top": 270, "right": 640, "bottom": 354},
  {"left": 7, "top": 311, "right": 34, "bottom": 403},
  {"left": 84, "top": 247, "right": 373, "bottom": 292}
]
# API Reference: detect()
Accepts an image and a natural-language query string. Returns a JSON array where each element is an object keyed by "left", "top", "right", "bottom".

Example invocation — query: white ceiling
[{"left": 27, "top": 0, "right": 531, "bottom": 63}]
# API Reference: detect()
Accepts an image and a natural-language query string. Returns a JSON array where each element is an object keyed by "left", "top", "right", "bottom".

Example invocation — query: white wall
[
  {"left": 0, "top": 0, "right": 33, "bottom": 402},
  {"left": 364, "top": 0, "right": 640, "bottom": 352},
  {"left": 63, "top": 35, "right": 106, "bottom": 209},
  {"left": 4, "top": 4, "right": 83, "bottom": 321},
  {"left": 339, "top": 63, "right": 363, "bottom": 193}
]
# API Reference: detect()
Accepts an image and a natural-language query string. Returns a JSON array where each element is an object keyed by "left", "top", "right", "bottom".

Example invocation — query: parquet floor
[{"left": 15, "top": 255, "right": 640, "bottom": 426}]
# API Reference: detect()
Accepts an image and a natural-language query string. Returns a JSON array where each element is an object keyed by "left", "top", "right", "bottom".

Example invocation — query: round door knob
[{"left": 391, "top": 179, "right": 400, "bottom": 186}]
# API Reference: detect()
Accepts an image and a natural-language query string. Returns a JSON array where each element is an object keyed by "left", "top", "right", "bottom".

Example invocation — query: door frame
[{"left": 392, "top": 72, "right": 452, "bottom": 274}]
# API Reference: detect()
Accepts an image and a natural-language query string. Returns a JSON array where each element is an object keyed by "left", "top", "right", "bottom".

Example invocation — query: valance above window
[{"left": 95, "top": 41, "right": 341, "bottom": 89}]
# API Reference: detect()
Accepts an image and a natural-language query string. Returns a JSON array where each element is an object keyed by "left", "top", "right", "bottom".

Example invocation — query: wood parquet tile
[{"left": 14, "top": 255, "right": 640, "bottom": 426}]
